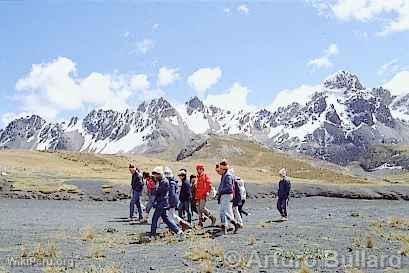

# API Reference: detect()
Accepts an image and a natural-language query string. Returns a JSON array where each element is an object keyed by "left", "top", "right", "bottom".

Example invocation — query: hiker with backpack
[
  {"left": 237, "top": 176, "right": 249, "bottom": 217},
  {"left": 195, "top": 163, "right": 216, "bottom": 227},
  {"left": 216, "top": 161, "right": 240, "bottom": 234},
  {"left": 142, "top": 171, "right": 156, "bottom": 223},
  {"left": 231, "top": 174, "right": 244, "bottom": 228},
  {"left": 277, "top": 168, "right": 291, "bottom": 221},
  {"left": 178, "top": 169, "right": 192, "bottom": 224},
  {"left": 129, "top": 164, "right": 144, "bottom": 222},
  {"left": 164, "top": 167, "right": 178, "bottom": 220},
  {"left": 165, "top": 167, "right": 191, "bottom": 230},
  {"left": 149, "top": 166, "right": 183, "bottom": 238}
]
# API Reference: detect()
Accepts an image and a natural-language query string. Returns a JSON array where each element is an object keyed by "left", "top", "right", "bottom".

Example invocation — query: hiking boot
[
  {"left": 176, "top": 231, "right": 185, "bottom": 241},
  {"left": 210, "top": 215, "right": 217, "bottom": 226},
  {"left": 180, "top": 221, "right": 192, "bottom": 231},
  {"left": 231, "top": 221, "right": 240, "bottom": 234}
]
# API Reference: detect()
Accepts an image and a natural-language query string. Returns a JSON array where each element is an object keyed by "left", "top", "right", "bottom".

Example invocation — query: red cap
[{"left": 195, "top": 163, "right": 204, "bottom": 170}]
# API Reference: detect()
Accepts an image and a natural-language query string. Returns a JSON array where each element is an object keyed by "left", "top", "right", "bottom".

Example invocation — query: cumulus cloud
[
  {"left": 13, "top": 57, "right": 151, "bottom": 120},
  {"left": 271, "top": 84, "right": 320, "bottom": 110},
  {"left": 157, "top": 67, "right": 180, "bottom": 87},
  {"left": 307, "top": 0, "right": 409, "bottom": 35},
  {"left": 307, "top": 43, "right": 339, "bottom": 70},
  {"left": 134, "top": 38, "right": 155, "bottom": 54},
  {"left": 224, "top": 8, "right": 231, "bottom": 14},
  {"left": 237, "top": 4, "right": 249, "bottom": 14},
  {"left": 384, "top": 70, "right": 409, "bottom": 96},
  {"left": 205, "top": 82, "right": 255, "bottom": 112},
  {"left": 187, "top": 67, "right": 222, "bottom": 97},
  {"left": 1, "top": 112, "right": 32, "bottom": 127}
]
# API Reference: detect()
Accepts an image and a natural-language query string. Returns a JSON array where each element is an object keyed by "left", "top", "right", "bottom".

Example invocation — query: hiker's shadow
[{"left": 265, "top": 219, "right": 286, "bottom": 223}]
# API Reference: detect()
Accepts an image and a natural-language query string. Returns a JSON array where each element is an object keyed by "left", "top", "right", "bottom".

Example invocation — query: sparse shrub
[
  {"left": 386, "top": 216, "right": 409, "bottom": 230},
  {"left": 87, "top": 244, "right": 106, "bottom": 259},
  {"left": 199, "top": 260, "right": 213, "bottom": 273},
  {"left": 400, "top": 244, "right": 409, "bottom": 256},
  {"left": 185, "top": 247, "right": 212, "bottom": 261},
  {"left": 46, "top": 241, "right": 58, "bottom": 257},
  {"left": 296, "top": 261, "right": 311, "bottom": 273},
  {"left": 248, "top": 235, "right": 257, "bottom": 246},
  {"left": 43, "top": 267, "right": 65, "bottom": 273},
  {"left": 81, "top": 225, "right": 95, "bottom": 241},
  {"left": 20, "top": 244, "right": 28, "bottom": 257},
  {"left": 33, "top": 243, "right": 46, "bottom": 259},
  {"left": 366, "top": 234, "right": 375, "bottom": 249}
]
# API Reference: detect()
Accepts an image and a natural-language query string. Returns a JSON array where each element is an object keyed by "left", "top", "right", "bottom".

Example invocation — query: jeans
[
  {"left": 277, "top": 197, "right": 288, "bottom": 217},
  {"left": 178, "top": 200, "right": 192, "bottom": 223},
  {"left": 130, "top": 190, "right": 143, "bottom": 219},
  {"left": 219, "top": 194, "right": 235, "bottom": 227},
  {"left": 145, "top": 192, "right": 155, "bottom": 214},
  {"left": 150, "top": 207, "right": 180, "bottom": 235}
]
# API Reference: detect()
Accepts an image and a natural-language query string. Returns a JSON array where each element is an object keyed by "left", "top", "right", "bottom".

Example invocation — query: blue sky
[{"left": 1, "top": 0, "right": 408, "bottom": 126}]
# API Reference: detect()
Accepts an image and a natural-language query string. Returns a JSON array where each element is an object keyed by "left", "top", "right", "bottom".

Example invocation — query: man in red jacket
[{"left": 195, "top": 163, "right": 216, "bottom": 227}]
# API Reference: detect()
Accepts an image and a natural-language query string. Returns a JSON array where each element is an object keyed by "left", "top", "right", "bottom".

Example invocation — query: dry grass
[
  {"left": 387, "top": 216, "right": 409, "bottom": 229},
  {"left": 248, "top": 235, "right": 257, "bottom": 246},
  {"left": 19, "top": 242, "right": 57, "bottom": 260},
  {"left": 0, "top": 135, "right": 379, "bottom": 193},
  {"left": 199, "top": 260, "right": 213, "bottom": 273},
  {"left": 20, "top": 244, "right": 28, "bottom": 257},
  {"left": 296, "top": 261, "right": 312, "bottom": 273},
  {"left": 366, "top": 234, "right": 375, "bottom": 249},
  {"left": 43, "top": 267, "right": 65, "bottom": 273},
  {"left": 81, "top": 225, "right": 95, "bottom": 241},
  {"left": 86, "top": 244, "right": 106, "bottom": 259},
  {"left": 400, "top": 244, "right": 409, "bottom": 256}
]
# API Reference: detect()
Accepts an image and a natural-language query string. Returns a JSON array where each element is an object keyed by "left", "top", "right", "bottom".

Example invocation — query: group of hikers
[{"left": 128, "top": 160, "right": 291, "bottom": 238}]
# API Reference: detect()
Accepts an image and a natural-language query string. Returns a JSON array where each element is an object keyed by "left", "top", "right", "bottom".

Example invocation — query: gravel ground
[{"left": 0, "top": 197, "right": 408, "bottom": 273}]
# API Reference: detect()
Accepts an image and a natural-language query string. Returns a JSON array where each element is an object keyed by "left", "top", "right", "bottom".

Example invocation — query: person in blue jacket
[
  {"left": 177, "top": 169, "right": 192, "bottom": 224},
  {"left": 149, "top": 166, "right": 183, "bottom": 238},
  {"left": 129, "top": 164, "right": 143, "bottom": 221},
  {"left": 277, "top": 168, "right": 291, "bottom": 221},
  {"left": 216, "top": 161, "right": 240, "bottom": 234}
]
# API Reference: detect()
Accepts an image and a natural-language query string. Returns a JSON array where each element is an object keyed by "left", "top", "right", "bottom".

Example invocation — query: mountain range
[{"left": 2, "top": 70, "right": 409, "bottom": 168}]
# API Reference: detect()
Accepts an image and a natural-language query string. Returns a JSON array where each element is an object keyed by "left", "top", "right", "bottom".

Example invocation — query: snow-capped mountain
[{"left": 1, "top": 70, "right": 409, "bottom": 165}]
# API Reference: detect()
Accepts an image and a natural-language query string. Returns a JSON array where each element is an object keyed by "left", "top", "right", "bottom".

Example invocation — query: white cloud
[
  {"left": 224, "top": 8, "right": 231, "bottom": 15},
  {"left": 307, "top": 43, "right": 339, "bottom": 70},
  {"left": 271, "top": 84, "right": 320, "bottom": 111},
  {"left": 384, "top": 70, "right": 409, "bottom": 96},
  {"left": 378, "top": 59, "right": 400, "bottom": 76},
  {"left": 237, "top": 4, "right": 249, "bottom": 14},
  {"left": 131, "top": 74, "right": 150, "bottom": 90},
  {"left": 205, "top": 82, "right": 255, "bottom": 112},
  {"left": 157, "top": 67, "right": 180, "bottom": 87},
  {"left": 134, "top": 38, "right": 154, "bottom": 54},
  {"left": 308, "top": 0, "right": 409, "bottom": 35},
  {"left": 13, "top": 57, "right": 151, "bottom": 120},
  {"left": 152, "top": 24, "right": 160, "bottom": 31},
  {"left": 1, "top": 112, "right": 32, "bottom": 127},
  {"left": 187, "top": 67, "right": 222, "bottom": 97}
]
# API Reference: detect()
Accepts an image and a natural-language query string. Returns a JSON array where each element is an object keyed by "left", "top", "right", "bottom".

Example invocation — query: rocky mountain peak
[
  {"left": 185, "top": 96, "right": 205, "bottom": 115},
  {"left": 142, "top": 97, "right": 177, "bottom": 119},
  {"left": 323, "top": 70, "right": 364, "bottom": 90}
]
